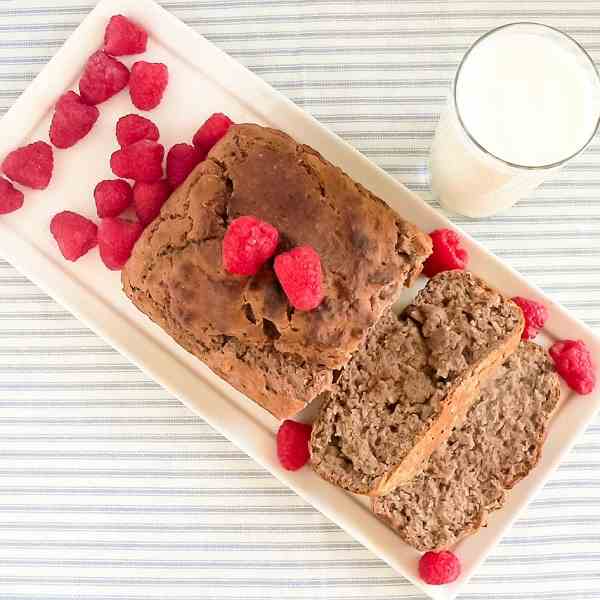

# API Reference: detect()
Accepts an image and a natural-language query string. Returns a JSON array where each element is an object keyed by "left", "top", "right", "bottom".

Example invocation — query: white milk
[{"left": 430, "top": 25, "right": 600, "bottom": 218}]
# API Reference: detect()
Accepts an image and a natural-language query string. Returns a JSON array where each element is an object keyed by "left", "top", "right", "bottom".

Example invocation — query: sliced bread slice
[
  {"left": 372, "top": 342, "right": 560, "bottom": 551},
  {"left": 310, "top": 271, "right": 525, "bottom": 495}
]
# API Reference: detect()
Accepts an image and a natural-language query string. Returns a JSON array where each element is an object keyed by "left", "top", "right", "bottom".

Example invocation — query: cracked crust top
[{"left": 122, "top": 124, "right": 431, "bottom": 370}]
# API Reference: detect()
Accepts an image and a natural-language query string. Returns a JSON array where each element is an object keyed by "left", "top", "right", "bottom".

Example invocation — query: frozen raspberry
[
  {"left": 0, "top": 177, "right": 24, "bottom": 214},
  {"left": 104, "top": 15, "right": 148, "bottom": 56},
  {"left": 166, "top": 143, "right": 203, "bottom": 188},
  {"left": 94, "top": 179, "right": 133, "bottom": 218},
  {"left": 423, "top": 228, "right": 469, "bottom": 278},
  {"left": 274, "top": 245, "right": 323, "bottom": 311},
  {"left": 98, "top": 217, "right": 143, "bottom": 270},
  {"left": 50, "top": 211, "right": 98, "bottom": 262},
  {"left": 277, "top": 420, "right": 312, "bottom": 471},
  {"left": 110, "top": 140, "right": 164, "bottom": 183},
  {"left": 419, "top": 551, "right": 461, "bottom": 585},
  {"left": 116, "top": 114, "right": 160, "bottom": 147},
  {"left": 79, "top": 50, "right": 129, "bottom": 106},
  {"left": 2, "top": 141, "right": 53, "bottom": 190},
  {"left": 222, "top": 216, "right": 279, "bottom": 276},
  {"left": 129, "top": 61, "right": 169, "bottom": 111},
  {"left": 192, "top": 113, "right": 233, "bottom": 157},
  {"left": 49, "top": 91, "right": 100, "bottom": 149},
  {"left": 549, "top": 339, "right": 596, "bottom": 395},
  {"left": 512, "top": 296, "right": 549, "bottom": 340},
  {"left": 133, "top": 179, "right": 171, "bottom": 226}
]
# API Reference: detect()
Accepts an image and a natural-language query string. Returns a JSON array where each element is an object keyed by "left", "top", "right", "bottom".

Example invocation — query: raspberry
[
  {"left": 133, "top": 179, "right": 171, "bottom": 226},
  {"left": 549, "top": 339, "right": 596, "bottom": 395},
  {"left": 79, "top": 50, "right": 129, "bottom": 106},
  {"left": 116, "top": 114, "right": 160, "bottom": 147},
  {"left": 512, "top": 296, "right": 549, "bottom": 340},
  {"left": 104, "top": 15, "right": 148, "bottom": 56},
  {"left": 419, "top": 551, "right": 461, "bottom": 586},
  {"left": 110, "top": 140, "right": 164, "bottom": 183},
  {"left": 94, "top": 179, "right": 133, "bottom": 218},
  {"left": 0, "top": 177, "right": 24, "bottom": 214},
  {"left": 276, "top": 420, "right": 312, "bottom": 471},
  {"left": 222, "top": 216, "right": 279, "bottom": 276},
  {"left": 98, "top": 217, "right": 143, "bottom": 270},
  {"left": 423, "top": 228, "right": 469, "bottom": 278},
  {"left": 166, "top": 143, "right": 203, "bottom": 188},
  {"left": 274, "top": 245, "right": 323, "bottom": 311},
  {"left": 2, "top": 141, "right": 53, "bottom": 190},
  {"left": 50, "top": 211, "right": 98, "bottom": 262},
  {"left": 129, "top": 61, "right": 169, "bottom": 111},
  {"left": 49, "top": 91, "right": 100, "bottom": 149},
  {"left": 192, "top": 113, "right": 233, "bottom": 157}
]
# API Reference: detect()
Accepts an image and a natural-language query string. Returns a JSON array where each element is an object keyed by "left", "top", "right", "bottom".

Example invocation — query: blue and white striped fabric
[{"left": 1, "top": 1, "right": 599, "bottom": 599}]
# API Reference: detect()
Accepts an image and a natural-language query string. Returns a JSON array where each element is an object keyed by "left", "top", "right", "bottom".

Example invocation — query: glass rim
[{"left": 453, "top": 21, "right": 600, "bottom": 171}]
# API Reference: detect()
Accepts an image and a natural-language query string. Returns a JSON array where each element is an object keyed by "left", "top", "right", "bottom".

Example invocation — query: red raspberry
[
  {"left": 50, "top": 211, "right": 98, "bottom": 262},
  {"left": 423, "top": 228, "right": 469, "bottom": 278},
  {"left": 133, "top": 179, "right": 171, "bottom": 226},
  {"left": 0, "top": 177, "right": 24, "bottom": 214},
  {"left": 419, "top": 551, "right": 461, "bottom": 586},
  {"left": 2, "top": 141, "right": 53, "bottom": 190},
  {"left": 110, "top": 140, "right": 164, "bottom": 183},
  {"left": 166, "top": 143, "right": 203, "bottom": 188},
  {"left": 512, "top": 296, "right": 549, "bottom": 340},
  {"left": 104, "top": 15, "right": 148, "bottom": 56},
  {"left": 116, "top": 114, "right": 160, "bottom": 147},
  {"left": 549, "top": 339, "right": 596, "bottom": 395},
  {"left": 79, "top": 50, "right": 129, "bottom": 106},
  {"left": 129, "top": 61, "right": 169, "bottom": 111},
  {"left": 94, "top": 179, "right": 133, "bottom": 218},
  {"left": 276, "top": 420, "right": 312, "bottom": 471},
  {"left": 192, "top": 113, "right": 233, "bottom": 157},
  {"left": 274, "top": 245, "right": 323, "bottom": 311},
  {"left": 49, "top": 91, "right": 100, "bottom": 149},
  {"left": 98, "top": 217, "right": 143, "bottom": 270},
  {"left": 222, "top": 216, "right": 279, "bottom": 276}
]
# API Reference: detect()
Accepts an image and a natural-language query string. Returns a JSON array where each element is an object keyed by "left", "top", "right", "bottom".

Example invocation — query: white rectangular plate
[{"left": 1, "top": 1, "right": 599, "bottom": 599}]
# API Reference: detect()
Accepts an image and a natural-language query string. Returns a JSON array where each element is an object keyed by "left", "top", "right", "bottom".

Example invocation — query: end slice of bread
[
  {"left": 372, "top": 342, "right": 561, "bottom": 551},
  {"left": 310, "top": 271, "right": 525, "bottom": 495}
]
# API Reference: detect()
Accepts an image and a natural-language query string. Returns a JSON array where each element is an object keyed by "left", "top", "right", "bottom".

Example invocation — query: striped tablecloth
[{"left": 1, "top": 1, "right": 599, "bottom": 599}]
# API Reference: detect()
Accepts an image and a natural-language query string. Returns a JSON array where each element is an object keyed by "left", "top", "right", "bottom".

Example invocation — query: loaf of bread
[
  {"left": 122, "top": 124, "right": 431, "bottom": 419},
  {"left": 372, "top": 342, "right": 560, "bottom": 550},
  {"left": 310, "top": 271, "right": 525, "bottom": 495}
]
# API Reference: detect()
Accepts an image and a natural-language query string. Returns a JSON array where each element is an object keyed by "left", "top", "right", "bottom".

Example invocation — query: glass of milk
[{"left": 430, "top": 22, "right": 600, "bottom": 218}]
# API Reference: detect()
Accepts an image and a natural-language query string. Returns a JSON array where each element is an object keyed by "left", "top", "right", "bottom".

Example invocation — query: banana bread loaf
[{"left": 122, "top": 124, "right": 431, "bottom": 418}]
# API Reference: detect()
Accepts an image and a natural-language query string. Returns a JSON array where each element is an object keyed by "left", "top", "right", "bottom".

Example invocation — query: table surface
[{"left": 1, "top": 1, "right": 599, "bottom": 599}]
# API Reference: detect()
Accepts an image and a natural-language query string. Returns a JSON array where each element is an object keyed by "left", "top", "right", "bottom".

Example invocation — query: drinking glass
[{"left": 429, "top": 23, "right": 600, "bottom": 218}]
